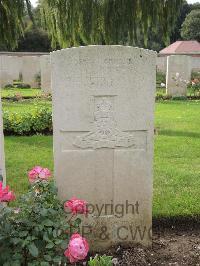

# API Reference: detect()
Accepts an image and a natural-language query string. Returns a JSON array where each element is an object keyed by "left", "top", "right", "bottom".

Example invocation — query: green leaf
[
  {"left": 28, "top": 243, "right": 39, "bottom": 257},
  {"left": 53, "top": 230, "right": 57, "bottom": 238},
  {"left": 19, "top": 231, "right": 28, "bottom": 237},
  {"left": 60, "top": 239, "right": 69, "bottom": 249},
  {"left": 53, "top": 256, "right": 62, "bottom": 263},
  {"left": 43, "top": 232, "right": 50, "bottom": 242},
  {"left": 43, "top": 219, "right": 54, "bottom": 227},
  {"left": 11, "top": 238, "right": 21, "bottom": 245},
  {"left": 45, "top": 242, "right": 54, "bottom": 249},
  {"left": 54, "top": 239, "right": 62, "bottom": 245},
  {"left": 74, "top": 218, "right": 82, "bottom": 227},
  {"left": 44, "top": 255, "right": 52, "bottom": 262},
  {"left": 40, "top": 208, "right": 48, "bottom": 216},
  {"left": 40, "top": 262, "right": 50, "bottom": 266}
]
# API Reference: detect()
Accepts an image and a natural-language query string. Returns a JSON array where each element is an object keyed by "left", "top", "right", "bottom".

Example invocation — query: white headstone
[
  {"left": 40, "top": 55, "right": 51, "bottom": 93},
  {"left": 22, "top": 56, "right": 41, "bottom": 88},
  {"left": 0, "top": 55, "right": 13, "bottom": 88},
  {"left": 191, "top": 57, "right": 200, "bottom": 72},
  {"left": 0, "top": 90, "right": 6, "bottom": 184},
  {"left": 7, "top": 56, "right": 22, "bottom": 82},
  {"left": 166, "top": 55, "right": 191, "bottom": 96},
  {"left": 51, "top": 46, "right": 156, "bottom": 250},
  {"left": 156, "top": 56, "right": 167, "bottom": 73}
]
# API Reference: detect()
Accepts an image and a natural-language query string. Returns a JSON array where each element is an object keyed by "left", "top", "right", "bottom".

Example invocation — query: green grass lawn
[
  {"left": 154, "top": 100, "right": 200, "bottom": 217},
  {"left": 3, "top": 100, "right": 200, "bottom": 218},
  {"left": 1, "top": 88, "right": 42, "bottom": 98},
  {"left": 2, "top": 99, "right": 52, "bottom": 113}
]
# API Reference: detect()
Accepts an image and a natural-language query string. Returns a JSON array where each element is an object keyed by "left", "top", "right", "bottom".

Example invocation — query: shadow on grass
[{"left": 159, "top": 130, "right": 200, "bottom": 138}]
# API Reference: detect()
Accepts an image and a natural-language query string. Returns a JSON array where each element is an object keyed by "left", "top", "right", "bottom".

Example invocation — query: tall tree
[
  {"left": 0, "top": 0, "right": 31, "bottom": 49},
  {"left": 40, "top": 0, "right": 184, "bottom": 48},
  {"left": 170, "top": 1, "right": 191, "bottom": 42},
  {"left": 181, "top": 9, "right": 200, "bottom": 41}
]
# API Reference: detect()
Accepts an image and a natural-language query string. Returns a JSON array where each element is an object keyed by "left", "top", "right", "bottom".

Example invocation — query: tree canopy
[
  {"left": 40, "top": 0, "right": 184, "bottom": 48},
  {"left": 181, "top": 9, "right": 200, "bottom": 42},
  {"left": 0, "top": 0, "right": 33, "bottom": 49}
]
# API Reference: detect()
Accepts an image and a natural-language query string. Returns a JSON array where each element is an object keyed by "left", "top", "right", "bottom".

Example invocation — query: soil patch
[{"left": 90, "top": 217, "right": 200, "bottom": 265}]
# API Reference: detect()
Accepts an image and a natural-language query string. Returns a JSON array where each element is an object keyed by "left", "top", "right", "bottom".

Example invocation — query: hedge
[{"left": 3, "top": 108, "right": 52, "bottom": 135}]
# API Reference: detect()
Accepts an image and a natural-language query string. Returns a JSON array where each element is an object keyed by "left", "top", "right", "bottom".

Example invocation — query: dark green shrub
[
  {"left": 3, "top": 84, "right": 13, "bottom": 89},
  {"left": 172, "top": 96, "right": 187, "bottom": 101},
  {"left": 3, "top": 108, "right": 52, "bottom": 135},
  {"left": 14, "top": 83, "right": 31, "bottom": 88}
]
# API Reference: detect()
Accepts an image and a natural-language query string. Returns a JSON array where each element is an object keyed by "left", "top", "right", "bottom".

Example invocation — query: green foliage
[
  {"left": 40, "top": 0, "right": 184, "bottom": 48},
  {"left": 170, "top": 1, "right": 192, "bottom": 42},
  {"left": 0, "top": 180, "right": 80, "bottom": 265},
  {"left": 34, "top": 72, "right": 41, "bottom": 88},
  {"left": 3, "top": 107, "right": 52, "bottom": 135},
  {"left": 188, "top": 77, "right": 200, "bottom": 97},
  {"left": 156, "top": 71, "right": 166, "bottom": 86},
  {"left": 16, "top": 24, "right": 51, "bottom": 52},
  {"left": 0, "top": 0, "right": 32, "bottom": 49},
  {"left": 181, "top": 9, "right": 200, "bottom": 41},
  {"left": 88, "top": 255, "right": 113, "bottom": 266}
]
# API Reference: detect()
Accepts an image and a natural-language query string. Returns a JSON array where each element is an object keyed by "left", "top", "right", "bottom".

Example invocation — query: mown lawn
[
  {"left": 2, "top": 99, "right": 52, "bottom": 113},
  {"left": 1, "top": 88, "right": 42, "bottom": 98},
  {"left": 3, "top": 100, "right": 200, "bottom": 218},
  {"left": 154, "top": 100, "right": 200, "bottom": 217}
]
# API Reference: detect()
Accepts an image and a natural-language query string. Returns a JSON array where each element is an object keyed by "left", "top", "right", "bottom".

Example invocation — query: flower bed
[{"left": 0, "top": 167, "right": 90, "bottom": 265}]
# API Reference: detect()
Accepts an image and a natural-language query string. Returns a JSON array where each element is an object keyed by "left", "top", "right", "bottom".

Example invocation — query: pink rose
[
  {"left": 28, "top": 166, "right": 51, "bottom": 183},
  {"left": 39, "top": 168, "right": 51, "bottom": 180},
  {"left": 64, "top": 234, "right": 89, "bottom": 263},
  {"left": 64, "top": 197, "right": 88, "bottom": 215},
  {"left": 0, "top": 182, "right": 15, "bottom": 202}
]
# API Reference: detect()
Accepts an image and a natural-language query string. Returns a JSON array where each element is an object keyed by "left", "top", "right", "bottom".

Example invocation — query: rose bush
[{"left": 0, "top": 167, "right": 89, "bottom": 265}]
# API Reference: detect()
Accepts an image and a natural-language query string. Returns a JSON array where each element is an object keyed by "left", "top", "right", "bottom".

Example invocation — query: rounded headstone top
[{"left": 51, "top": 45, "right": 157, "bottom": 57}]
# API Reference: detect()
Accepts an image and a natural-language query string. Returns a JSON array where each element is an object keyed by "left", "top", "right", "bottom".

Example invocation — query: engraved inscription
[{"left": 74, "top": 97, "right": 135, "bottom": 149}]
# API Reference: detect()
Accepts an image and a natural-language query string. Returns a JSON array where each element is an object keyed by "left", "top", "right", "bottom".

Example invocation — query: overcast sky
[
  {"left": 30, "top": 0, "right": 37, "bottom": 7},
  {"left": 30, "top": 0, "right": 200, "bottom": 7}
]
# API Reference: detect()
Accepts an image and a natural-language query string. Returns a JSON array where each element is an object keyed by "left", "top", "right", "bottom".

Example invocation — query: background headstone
[
  {"left": 22, "top": 56, "right": 41, "bottom": 88},
  {"left": 40, "top": 55, "right": 51, "bottom": 93},
  {"left": 7, "top": 56, "right": 23, "bottom": 82},
  {"left": 156, "top": 56, "right": 167, "bottom": 73},
  {"left": 51, "top": 46, "right": 156, "bottom": 250},
  {"left": 166, "top": 55, "right": 191, "bottom": 96},
  {"left": 0, "top": 55, "right": 13, "bottom": 88},
  {"left": 0, "top": 89, "right": 6, "bottom": 184}
]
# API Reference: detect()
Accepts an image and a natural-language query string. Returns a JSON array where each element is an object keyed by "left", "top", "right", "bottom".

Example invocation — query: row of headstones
[
  {"left": 1, "top": 53, "right": 195, "bottom": 97},
  {"left": 158, "top": 55, "right": 199, "bottom": 96},
  {"left": 1, "top": 46, "right": 156, "bottom": 250},
  {"left": 0, "top": 55, "right": 51, "bottom": 93}
]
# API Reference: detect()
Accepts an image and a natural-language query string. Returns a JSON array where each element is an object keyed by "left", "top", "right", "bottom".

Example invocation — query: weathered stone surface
[
  {"left": 191, "top": 56, "right": 200, "bottom": 72},
  {"left": 40, "top": 55, "right": 51, "bottom": 93},
  {"left": 0, "top": 89, "right": 6, "bottom": 184},
  {"left": 22, "top": 56, "right": 40, "bottom": 87},
  {"left": 51, "top": 46, "right": 156, "bottom": 250},
  {"left": 156, "top": 56, "right": 167, "bottom": 73},
  {"left": 0, "top": 56, "right": 13, "bottom": 87},
  {"left": 7, "top": 56, "right": 23, "bottom": 81},
  {"left": 166, "top": 55, "right": 191, "bottom": 96}
]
